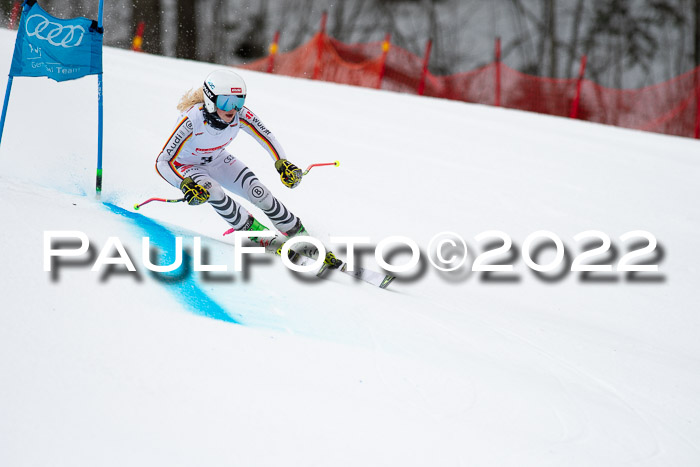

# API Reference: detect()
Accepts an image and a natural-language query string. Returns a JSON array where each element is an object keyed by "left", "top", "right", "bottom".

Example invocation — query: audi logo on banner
[{"left": 25, "top": 14, "right": 86, "bottom": 48}]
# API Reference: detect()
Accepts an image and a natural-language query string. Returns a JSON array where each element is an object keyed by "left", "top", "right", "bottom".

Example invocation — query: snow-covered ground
[{"left": 1, "top": 27, "right": 700, "bottom": 466}]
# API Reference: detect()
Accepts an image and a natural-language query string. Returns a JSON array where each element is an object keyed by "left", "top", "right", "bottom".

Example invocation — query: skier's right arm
[{"left": 155, "top": 116, "right": 194, "bottom": 188}]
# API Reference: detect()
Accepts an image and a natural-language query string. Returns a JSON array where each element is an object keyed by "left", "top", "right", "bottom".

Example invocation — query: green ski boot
[
  {"left": 242, "top": 215, "right": 270, "bottom": 243},
  {"left": 242, "top": 215, "right": 299, "bottom": 259}
]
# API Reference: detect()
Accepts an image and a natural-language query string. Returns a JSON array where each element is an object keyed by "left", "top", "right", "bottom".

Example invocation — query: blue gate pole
[
  {"left": 95, "top": 0, "right": 105, "bottom": 195},
  {"left": 0, "top": 76, "right": 14, "bottom": 147},
  {"left": 96, "top": 74, "right": 103, "bottom": 194}
]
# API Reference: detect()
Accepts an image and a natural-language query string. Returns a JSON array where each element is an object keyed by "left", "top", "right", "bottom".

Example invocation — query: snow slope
[{"left": 1, "top": 27, "right": 700, "bottom": 466}]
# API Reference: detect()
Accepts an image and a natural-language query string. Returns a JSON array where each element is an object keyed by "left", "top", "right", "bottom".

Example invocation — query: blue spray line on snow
[{"left": 102, "top": 202, "right": 239, "bottom": 325}]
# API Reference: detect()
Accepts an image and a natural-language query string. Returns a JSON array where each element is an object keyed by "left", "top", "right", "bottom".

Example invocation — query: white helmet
[{"left": 202, "top": 69, "right": 247, "bottom": 114}]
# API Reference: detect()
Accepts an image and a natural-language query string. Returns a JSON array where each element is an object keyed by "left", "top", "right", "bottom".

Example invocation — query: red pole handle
[
  {"left": 133, "top": 197, "right": 185, "bottom": 210},
  {"left": 302, "top": 160, "right": 340, "bottom": 176}
]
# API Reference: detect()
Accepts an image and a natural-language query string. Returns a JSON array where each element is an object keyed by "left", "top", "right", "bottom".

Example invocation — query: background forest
[{"left": 2, "top": 0, "right": 699, "bottom": 89}]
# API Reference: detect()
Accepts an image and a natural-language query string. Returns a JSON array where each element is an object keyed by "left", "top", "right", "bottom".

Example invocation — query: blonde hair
[{"left": 177, "top": 87, "right": 204, "bottom": 112}]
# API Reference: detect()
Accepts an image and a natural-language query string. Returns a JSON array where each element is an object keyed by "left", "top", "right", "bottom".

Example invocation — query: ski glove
[
  {"left": 180, "top": 177, "right": 210, "bottom": 205},
  {"left": 275, "top": 159, "right": 303, "bottom": 189}
]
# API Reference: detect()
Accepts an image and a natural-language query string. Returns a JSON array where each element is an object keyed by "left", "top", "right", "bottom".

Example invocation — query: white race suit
[{"left": 155, "top": 104, "right": 299, "bottom": 233}]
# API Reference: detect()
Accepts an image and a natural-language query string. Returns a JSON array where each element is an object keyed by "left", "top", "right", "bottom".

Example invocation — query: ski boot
[
  {"left": 323, "top": 251, "right": 343, "bottom": 270},
  {"left": 283, "top": 218, "right": 308, "bottom": 238},
  {"left": 239, "top": 215, "right": 292, "bottom": 257},
  {"left": 284, "top": 218, "right": 342, "bottom": 270},
  {"left": 242, "top": 215, "right": 270, "bottom": 244}
]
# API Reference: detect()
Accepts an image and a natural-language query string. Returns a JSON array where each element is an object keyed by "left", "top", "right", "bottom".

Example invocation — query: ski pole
[
  {"left": 134, "top": 161, "right": 339, "bottom": 210},
  {"left": 302, "top": 160, "right": 339, "bottom": 176},
  {"left": 133, "top": 197, "right": 185, "bottom": 210}
]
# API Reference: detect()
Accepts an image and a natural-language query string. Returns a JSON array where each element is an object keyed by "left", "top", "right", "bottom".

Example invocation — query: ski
[
  {"left": 293, "top": 251, "right": 396, "bottom": 289},
  {"left": 259, "top": 233, "right": 303, "bottom": 263},
  {"left": 225, "top": 229, "right": 395, "bottom": 289},
  {"left": 225, "top": 229, "right": 302, "bottom": 262},
  {"left": 339, "top": 261, "right": 396, "bottom": 289}
]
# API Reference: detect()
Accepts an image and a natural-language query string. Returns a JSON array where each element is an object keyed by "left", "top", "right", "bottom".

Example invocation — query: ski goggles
[{"left": 216, "top": 94, "right": 246, "bottom": 112}]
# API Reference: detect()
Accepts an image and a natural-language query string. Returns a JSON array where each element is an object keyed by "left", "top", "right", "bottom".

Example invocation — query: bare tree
[
  {"left": 580, "top": 0, "right": 685, "bottom": 87},
  {"left": 235, "top": 1, "right": 269, "bottom": 61},
  {"left": 695, "top": 0, "right": 700, "bottom": 67},
  {"left": 329, "top": 0, "right": 371, "bottom": 42},
  {"left": 563, "top": 0, "right": 585, "bottom": 77},
  {"left": 176, "top": 0, "right": 196, "bottom": 60},
  {"left": 29, "top": 0, "right": 693, "bottom": 89},
  {"left": 545, "top": 0, "right": 557, "bottom": 77},
  {"left": 505, "top": 0, "right": 539, "bottom": 74},
  {"left": 274, "top": 0, "right": 322, "bottom": 51},
  {"left": 1, "top": 0, "right": 15, "bottom": 26}
]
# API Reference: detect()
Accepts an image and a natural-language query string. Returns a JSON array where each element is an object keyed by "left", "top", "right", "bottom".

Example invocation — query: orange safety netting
[{"left": 240, "top": 32, "right": 700, "bottom": 139}]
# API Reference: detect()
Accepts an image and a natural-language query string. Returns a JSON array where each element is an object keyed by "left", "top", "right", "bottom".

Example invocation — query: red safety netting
[
  {"left": 577, "top": 68, "right": 700, "bottom": 137},
  {"left": 240, "top": 32, "right": 700, "bottom": 139}
]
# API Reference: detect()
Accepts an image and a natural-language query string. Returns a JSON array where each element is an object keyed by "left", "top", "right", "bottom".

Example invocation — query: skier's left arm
[{"left": 239, "top": 106, "right": 303, "bottom": 189}]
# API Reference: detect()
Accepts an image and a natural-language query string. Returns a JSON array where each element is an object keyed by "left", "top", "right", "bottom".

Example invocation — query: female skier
[{"left": 155, "top": 68, "right": 339, "bottom": 267}]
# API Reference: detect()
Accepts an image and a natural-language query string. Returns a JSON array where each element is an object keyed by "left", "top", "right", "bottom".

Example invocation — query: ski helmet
[{"left": 202, "top": 69, "right": 247, "bottom": 114}]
